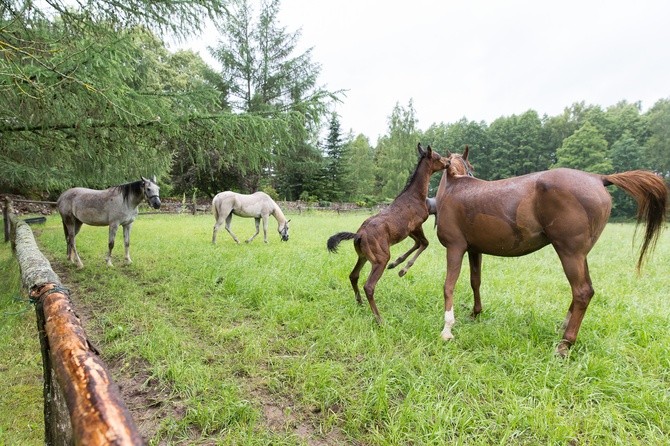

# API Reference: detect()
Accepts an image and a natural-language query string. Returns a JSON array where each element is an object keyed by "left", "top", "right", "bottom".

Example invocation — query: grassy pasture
[{"left": 2, "top": 211, "right": 670, "bottom": 445}]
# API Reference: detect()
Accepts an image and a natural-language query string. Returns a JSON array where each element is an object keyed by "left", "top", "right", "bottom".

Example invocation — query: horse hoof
[
  {"left": 387, "top": 263, "right": 396, "bottom": 270},
  {"left": 441, "top": 330, "right": 454, "bottom": 341},
  {"left": 555, "top": 340, "right": 572, "bottom": 358},
  {"left": 398, "top": 269, "right": 407, "bottom": 277}
]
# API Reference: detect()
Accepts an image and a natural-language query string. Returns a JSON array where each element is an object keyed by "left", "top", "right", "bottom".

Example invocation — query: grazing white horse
[{"left": 212, "top": 191, "right": 290, "bottom": 244}]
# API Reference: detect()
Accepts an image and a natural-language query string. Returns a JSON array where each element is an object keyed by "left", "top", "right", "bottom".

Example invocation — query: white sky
[{"left": 181, "top": 0, "right": 670, "bottom": 143}]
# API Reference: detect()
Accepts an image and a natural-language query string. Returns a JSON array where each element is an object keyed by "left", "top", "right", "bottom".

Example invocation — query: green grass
[
  {"left": 0, "top": 223, "right": 43, "bottom": 445},
  {"left": 3, "top": 211, "right": 670, "bottom": 445}
]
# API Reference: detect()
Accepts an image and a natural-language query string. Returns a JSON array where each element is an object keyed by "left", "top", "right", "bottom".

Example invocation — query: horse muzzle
[
  {"left": 148, "top": 196, "right": 161, "bottom": 209},
  {"left": 281, "top": 234, "right": 289, "bottom": 242}
]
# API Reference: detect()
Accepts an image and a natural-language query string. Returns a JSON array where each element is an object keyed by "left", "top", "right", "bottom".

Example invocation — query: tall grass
[{"left": 3, "top": 211, "right": 670, "bottom": 445}]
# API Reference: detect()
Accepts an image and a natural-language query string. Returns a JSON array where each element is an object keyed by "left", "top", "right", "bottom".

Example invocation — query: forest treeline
[{"left": 2, "top": 0, "right": 668, "bottom": 218}]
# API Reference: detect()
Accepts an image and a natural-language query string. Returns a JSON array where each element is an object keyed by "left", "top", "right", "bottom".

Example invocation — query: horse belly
[{"left": 467, "top": 214, "right": 548, "bottom": 256}]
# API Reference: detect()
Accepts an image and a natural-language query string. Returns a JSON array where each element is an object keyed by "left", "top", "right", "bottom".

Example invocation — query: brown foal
[{"left": 327, "top": 143, "right": 449, "bottom": 324}]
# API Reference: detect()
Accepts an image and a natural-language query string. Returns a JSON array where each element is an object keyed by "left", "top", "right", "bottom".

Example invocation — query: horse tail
[
  {"left": 603, "top": 170, "right": 668, "bottom": 269},
  {"left": 327, "top": 232, "right": 358, "bottom": 253},
  {"left": 212, "top": 197, "right": 219, "bottom": 221}
]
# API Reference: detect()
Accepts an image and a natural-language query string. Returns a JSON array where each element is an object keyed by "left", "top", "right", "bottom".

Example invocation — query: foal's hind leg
[
  {"left": 349, "top": 255, "right": 367, "bottom": 306},
  {"left": 363, "top": 260, "right": 389, "bottom": 325}
]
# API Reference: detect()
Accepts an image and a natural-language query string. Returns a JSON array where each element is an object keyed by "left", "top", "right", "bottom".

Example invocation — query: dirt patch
[{"left": 250, "top": 386, "right": 351, "bottom": 446}]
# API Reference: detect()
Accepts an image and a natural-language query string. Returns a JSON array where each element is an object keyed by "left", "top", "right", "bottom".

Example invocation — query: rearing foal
[
  {"left": 327, "top": 143, "right": 449, "bottom": 324},
  {"left": 435, "top": 147, "right": 667, "bottom": 356}
]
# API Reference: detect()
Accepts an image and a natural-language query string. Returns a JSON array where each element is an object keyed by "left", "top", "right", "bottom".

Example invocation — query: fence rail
[{"left": 6, "top": 199, "right": 144, "bottom": 445}]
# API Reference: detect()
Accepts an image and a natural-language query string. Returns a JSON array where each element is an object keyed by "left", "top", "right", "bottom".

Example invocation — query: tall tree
[
  {"left": 208, "top": 0, "right": 338, "bottom": 192},
  {"left": 553, "top": 121, "right": 612, "bottom": 173},
  {"left": 609, "top": 132, "right": 650, "bottom": 217},
  {"left": 375, "top": 100, "right": 420, "bottom": 199},
  {"left": 343, "top": 134, "right": 376, "bottom": 203},
  {"left": 645, "top": 98, "right": 670, "bottom": 177},
  {"left": 322, "top": 113, "right": 349, "bottom": 202},
  {"left": 486, "top": 110, "right": 548, "bottom": 180}
]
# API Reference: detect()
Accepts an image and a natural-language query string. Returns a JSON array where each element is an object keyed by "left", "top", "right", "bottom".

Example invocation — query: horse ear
[
  {"left": 152, "top": 175, "right": 157, "bottom": 184},
  {"left": 426, "top": 145, "right": 433, "bottom": 156},
  {"left": 417, "top": 142, "right": 425, "bottom": 156},
  {"left": 141, "top": 176, "right": 148, "bottom": 183},
  {"left": 463, "top": 145, "right": 469, "bottom": 160}
]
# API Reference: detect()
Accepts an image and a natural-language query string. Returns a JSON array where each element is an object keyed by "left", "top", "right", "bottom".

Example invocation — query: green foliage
[
  {"left": 343, "top": 134, "right": 376, "bottom": 201},
  {"left": 0, "top": 1, "right": 228, "bottom": 195},
  {"left": 375, "top": 100, "right": 420, "bottom": 199},
  {"left": 486, "top": 111, "right": 550, "bottom": 179},
  {"left": 322, "top": 113, "right": 350, "bottom": 202},
  {"left": 645, "top": 98, "right": 670, "bottom": 176},
  {"left": 554, "top": 121, "right": 612, "bottom": 173},
  {"left": 196, "top": 0, "right": 340, "bottom": 194}
]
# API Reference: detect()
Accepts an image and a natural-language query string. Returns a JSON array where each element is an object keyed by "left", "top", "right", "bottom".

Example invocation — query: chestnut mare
[
  {"left": 435, "top": 147, "right": 668, "bottom": 356},
  {"left": 327, "top": 143, "right": 449, "bottom": 324}
]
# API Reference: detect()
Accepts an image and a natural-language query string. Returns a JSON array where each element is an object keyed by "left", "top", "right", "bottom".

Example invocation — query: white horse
[
  {"left": 212, "top": 191, "right": 290, "bottom": 244},
  {"left": 57, "top": 177, "right": 161, "bottom": 268}
]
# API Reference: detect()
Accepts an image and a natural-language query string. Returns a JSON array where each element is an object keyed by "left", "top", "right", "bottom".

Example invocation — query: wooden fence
[{"left": 4, "top": 199, "right": 144, "bottom": 445}]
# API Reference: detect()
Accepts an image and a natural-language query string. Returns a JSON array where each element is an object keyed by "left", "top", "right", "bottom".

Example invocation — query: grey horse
[{"left": 57, "top": 177, "right": 160, "bottom": 268}]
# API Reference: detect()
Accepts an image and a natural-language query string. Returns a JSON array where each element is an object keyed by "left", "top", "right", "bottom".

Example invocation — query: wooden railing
[{"left": 5, "top": 199, "right": 144, "bottom": 445}]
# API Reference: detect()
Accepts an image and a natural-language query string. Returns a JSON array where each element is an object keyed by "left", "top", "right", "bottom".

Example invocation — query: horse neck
[
  {"left": 120, "top": 182, "right": 144, "bottom": 209},
  {"left": 271, "top": 203, "right": 287, "bottom": 227},
  {"left": 401, "top": 161, "right": 433, "bottom": 200}
]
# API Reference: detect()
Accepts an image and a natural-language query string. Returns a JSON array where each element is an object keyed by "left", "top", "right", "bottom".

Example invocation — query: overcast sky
[{"left": 181, "top": 0, "right": 670, "bottom": 143}]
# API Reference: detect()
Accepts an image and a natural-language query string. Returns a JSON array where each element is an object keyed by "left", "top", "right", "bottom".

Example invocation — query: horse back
[
  {"left": 358, "top": 196, "right": 430, "bottom": 247},
  {"left": 58, "top": 187, "right": 134, "bottom": 226},
  {"left": 212, "top": 191, "right": 275, "bottom": 218},
  {"left": 436, "top": 169, "right": 612, "bottom": 256}
]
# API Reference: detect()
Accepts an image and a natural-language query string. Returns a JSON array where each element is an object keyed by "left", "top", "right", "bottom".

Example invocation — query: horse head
[
  {"left": 141, "top": 176, "right": 161, "bottom": 209},
  {"left": 279, "top": 219, "right": 290, "bottom": 241},
  {"left": 447, "top": 145, "right": 474, "bottom": 177},
  {"left": 417, "top": 143, "right": 450, "bottom": 173}
]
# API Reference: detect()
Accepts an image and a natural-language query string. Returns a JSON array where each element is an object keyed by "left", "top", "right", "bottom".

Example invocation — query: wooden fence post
[{"left": 3, "top": 197, "right": 11, "bottom": 243}]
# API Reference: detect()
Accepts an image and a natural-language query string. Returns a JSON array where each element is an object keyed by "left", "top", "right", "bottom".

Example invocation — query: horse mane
[
  {"left": 397, "top": 150, "right": 429, "bottom": 196},
  {"left": 113, "top": 180, "right": 143, "bottom": 204}
]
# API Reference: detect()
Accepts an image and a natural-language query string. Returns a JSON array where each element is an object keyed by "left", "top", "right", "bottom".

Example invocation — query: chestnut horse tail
[
  {"left": 327, "top": 232, "right": 358, "bottom": 253},
  {"left": 603, "top": 170, "right": 668, "bottom": 269}
]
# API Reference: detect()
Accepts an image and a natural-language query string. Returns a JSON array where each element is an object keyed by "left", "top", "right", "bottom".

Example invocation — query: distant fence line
[
  {"left": 4, "top": 198, "right": 144, "bottom": 445},
  {"left": 2, "top": 195, "right": 379, "bottom": 237}
]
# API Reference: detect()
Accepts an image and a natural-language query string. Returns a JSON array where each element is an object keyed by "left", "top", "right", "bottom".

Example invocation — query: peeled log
[{"left": 10, "top": 214, "right": 144, "bottom": 445}]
